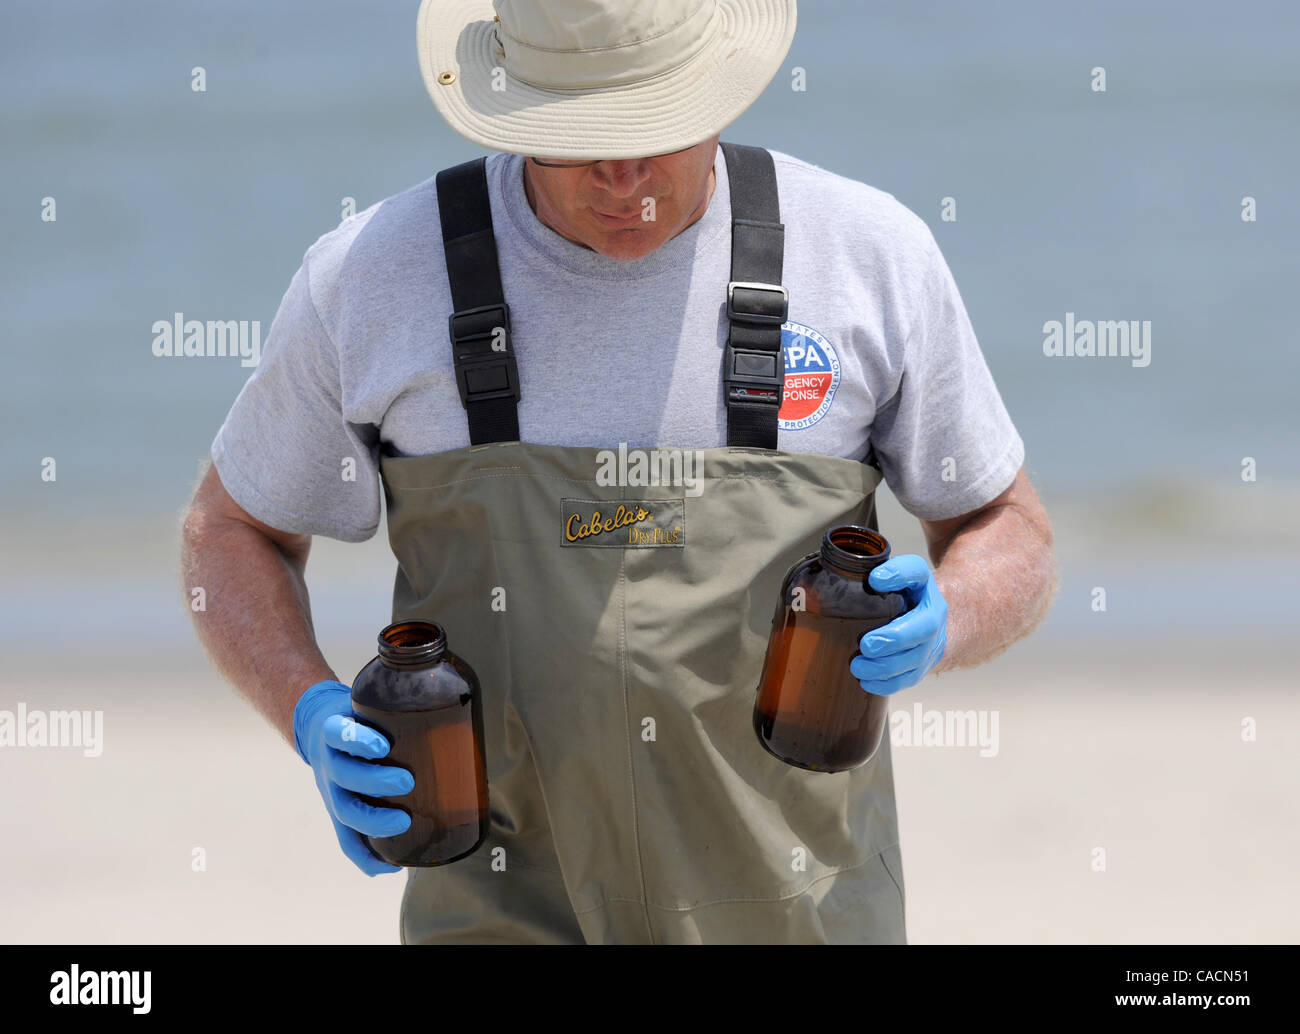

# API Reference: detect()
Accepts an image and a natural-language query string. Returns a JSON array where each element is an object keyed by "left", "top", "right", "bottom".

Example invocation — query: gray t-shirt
[{"left": 211, "top": 145, "right": 1024, "bottom": 542}]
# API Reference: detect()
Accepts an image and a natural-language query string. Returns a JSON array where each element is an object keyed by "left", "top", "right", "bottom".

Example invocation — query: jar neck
[
  {"left": 820, "top": 525, "right": 892, "bottom": 578},
  {"left": 377, "top": 621, "right": 447, "bottom": 669}
]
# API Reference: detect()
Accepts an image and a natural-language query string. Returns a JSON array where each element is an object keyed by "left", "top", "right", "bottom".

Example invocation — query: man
[{"left": 182, "top": 0, "right": 1055, "bottom": 944}]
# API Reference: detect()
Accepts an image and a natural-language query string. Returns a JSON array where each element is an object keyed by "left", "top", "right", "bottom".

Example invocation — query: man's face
[{"left": 522, "top": 134, "right": 721, "bottom": 262}]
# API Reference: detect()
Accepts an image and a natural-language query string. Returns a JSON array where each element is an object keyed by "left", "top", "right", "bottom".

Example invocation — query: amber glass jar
[
  {"left": 350, "top": 621, "right": 489, "bottom": 866},
  {"left": 753, "top": 526, "right": 907, "bottom": 772}
]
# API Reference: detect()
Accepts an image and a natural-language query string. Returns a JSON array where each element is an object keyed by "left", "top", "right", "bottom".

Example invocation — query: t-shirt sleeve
[
  {"left": 210, "top": 251, "right": 381, "bottom": 542},
  {"left": 869, "top": 225, "right": 1025, "bottom": 521}
]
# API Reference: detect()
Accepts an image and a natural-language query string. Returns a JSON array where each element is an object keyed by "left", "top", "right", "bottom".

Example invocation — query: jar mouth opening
[
  {"left": 378, "top": 621, "right": 446, "bottom": 665},
  {"left": 821, "top": 525, "right": 890, "bottom": 574}
]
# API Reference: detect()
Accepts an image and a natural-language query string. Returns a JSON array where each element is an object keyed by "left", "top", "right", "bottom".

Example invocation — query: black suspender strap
[
  {"left": 718, "top": 142, "right": 788, "bottom": 450},
  {"left": 434, "top": 146, "right": 786, "bottom": 449},
  {"left": 435, "top": 157, "right": 521, "bottom": 445}
]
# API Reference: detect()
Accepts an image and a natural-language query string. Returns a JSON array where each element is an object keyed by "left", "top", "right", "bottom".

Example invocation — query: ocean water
[{"left": 2, "top": 0, "right": 1298, "bottom": 649}]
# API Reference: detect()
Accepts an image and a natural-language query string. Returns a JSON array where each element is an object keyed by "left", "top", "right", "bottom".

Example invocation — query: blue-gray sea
[{"left": 2, "top": 0, "right": 1297, "bottom": 657}]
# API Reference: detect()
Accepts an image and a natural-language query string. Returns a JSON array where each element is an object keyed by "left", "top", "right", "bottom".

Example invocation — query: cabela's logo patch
[
  {"left": 561, "top": 498, "right": 685, "bottom": 548},
  {"left": 778, "top": 321, "right": 841, "bottom": 430}
]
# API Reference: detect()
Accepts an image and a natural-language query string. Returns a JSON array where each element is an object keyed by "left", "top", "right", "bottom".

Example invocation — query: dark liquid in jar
[
  {"left": 352, "top": 699, "right": 489, "bottom": 866},
  {"left": 754, "top": 609, "right": 889, "bottom": 772}
]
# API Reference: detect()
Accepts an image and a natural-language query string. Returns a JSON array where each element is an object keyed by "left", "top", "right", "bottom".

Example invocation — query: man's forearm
[
  {"left": 929, "top": 503, "right": 1058, "bottom": 673},
  {"left": 180, "top": 510, "right": 336, "bottom": 751}
]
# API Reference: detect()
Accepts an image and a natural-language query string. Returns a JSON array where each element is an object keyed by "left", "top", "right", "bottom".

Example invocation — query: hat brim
[{"left": 417, "top": 0, "right": 797, "bottom": 158}]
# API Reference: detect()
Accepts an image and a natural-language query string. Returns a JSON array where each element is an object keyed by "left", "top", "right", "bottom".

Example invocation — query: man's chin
[{"left": 589, "top": 225, "right": 666, "bottom": 261}]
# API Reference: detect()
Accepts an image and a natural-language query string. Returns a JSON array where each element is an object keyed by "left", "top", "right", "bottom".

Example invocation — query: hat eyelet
[{"left": 437, "top": 71, "right": 456, "bottom": 86}]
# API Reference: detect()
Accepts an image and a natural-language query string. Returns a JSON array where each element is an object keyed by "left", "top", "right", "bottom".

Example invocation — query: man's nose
[{"left": 593, "top": 160, "right": 652, "bottom": 196}]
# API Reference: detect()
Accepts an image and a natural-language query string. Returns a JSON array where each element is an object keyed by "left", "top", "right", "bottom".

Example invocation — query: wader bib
[{"left": 381, "top": 144, "right": 906, "bottom": 944}]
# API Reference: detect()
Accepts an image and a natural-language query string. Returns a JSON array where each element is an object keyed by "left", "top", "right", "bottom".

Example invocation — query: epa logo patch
[{"left": 778, "top": 322, "right": 840, "bottom": 430}]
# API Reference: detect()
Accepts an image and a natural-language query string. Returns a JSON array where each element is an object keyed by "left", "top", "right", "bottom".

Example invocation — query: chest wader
[{"left": 382, "top": 143, "right": 906, "bottom": 944}]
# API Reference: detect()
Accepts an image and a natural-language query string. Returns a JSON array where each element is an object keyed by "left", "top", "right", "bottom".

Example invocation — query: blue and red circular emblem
[{"left": 778, "top": 322, "right": 840, "bottom": 429}]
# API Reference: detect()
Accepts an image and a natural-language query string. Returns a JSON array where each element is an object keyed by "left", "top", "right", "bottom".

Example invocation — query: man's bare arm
[
  {"left": 180, "top": 463, "right": 338, "bottom": 751},
  {"left": 918, "top": 466, "right": 1058, "bottom": 674}
]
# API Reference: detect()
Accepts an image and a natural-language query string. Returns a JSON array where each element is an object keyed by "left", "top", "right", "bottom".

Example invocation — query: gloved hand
[
  {"left": 292, "top": 679, "right": 415, "bottom": 876},
  {"left": 849, "top": 555, "right": 948, "bottom": 696}
]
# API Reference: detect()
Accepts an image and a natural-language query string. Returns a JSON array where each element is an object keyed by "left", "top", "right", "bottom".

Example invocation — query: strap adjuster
[
  {"left": 454, "top": 352, "right": 520, "bottom": 405},
  {"left": 727, "top": 281, "right": 788, "bottom": 326},
  {"left": 724, "top": 345, "right": 785, "bottom": 407},
  {"left": 449, "top": 302, "right": 511, "bottom": 347},
  {"left": 448, "top": 303, "right": 520, "bottom": 405}
]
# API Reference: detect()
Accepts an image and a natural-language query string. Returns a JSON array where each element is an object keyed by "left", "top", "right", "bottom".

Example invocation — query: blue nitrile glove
[
  {"left": 849, "top": 555, "right": 949, "bottom": 696},
  {"left": 292, "top": 679, "right": 414, "bottom": 876}
]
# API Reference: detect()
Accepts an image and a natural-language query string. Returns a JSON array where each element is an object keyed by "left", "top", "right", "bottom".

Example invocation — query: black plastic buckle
[
  {"left": 724, "top": 345, "right": 785, "bottom": 406},
  {"left": 449, "top": 302, "right": 511, "bottom": 348},
  {"left": 726, "top": 281, "right": 789, "bottom": 326},
  {"left": 455, "top": 352, "right": 520, "bottom": 405},
  {"left": 448, "top": 303, "right": 520, "bottom": 405}
]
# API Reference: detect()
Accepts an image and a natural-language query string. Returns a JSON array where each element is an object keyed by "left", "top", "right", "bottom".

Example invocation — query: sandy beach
[{"left": 2, "top": 629, "right": 1295, "bottom": 945}]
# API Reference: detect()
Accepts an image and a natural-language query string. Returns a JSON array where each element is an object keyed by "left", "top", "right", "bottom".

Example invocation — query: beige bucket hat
[{"left": 417, "top": 0, "right": 798, "bottom": 159}]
